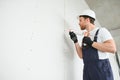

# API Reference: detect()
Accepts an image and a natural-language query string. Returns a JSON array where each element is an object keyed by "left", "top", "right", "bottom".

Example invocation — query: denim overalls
[{"left": 82, "top": 29, "right": 114, "bottom": 80}]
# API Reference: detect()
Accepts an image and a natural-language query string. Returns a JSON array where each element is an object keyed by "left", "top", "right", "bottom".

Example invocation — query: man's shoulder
[
  {"left": 99, "top": 27, "right": 109, "bottom": 33},
  {"left": 99, "top": 27, "right": 113, "bottom": 41}
]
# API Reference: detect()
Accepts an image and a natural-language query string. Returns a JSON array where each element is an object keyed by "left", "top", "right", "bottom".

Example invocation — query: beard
[{"left": 80, "top": 26, "right": 86, "bottom": 30}]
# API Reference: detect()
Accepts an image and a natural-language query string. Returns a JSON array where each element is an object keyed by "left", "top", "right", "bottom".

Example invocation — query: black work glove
[
  {"left": 69, "top": 31, "right": 78, "bottom": 43},
  {"left": 83, "top": 36, "right": 93, "bottom": 46}
]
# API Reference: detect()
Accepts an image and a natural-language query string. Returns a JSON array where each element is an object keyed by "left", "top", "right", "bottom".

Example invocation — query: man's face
[{"left": 79, "top": 17, "right": 87, "bottom": 30}]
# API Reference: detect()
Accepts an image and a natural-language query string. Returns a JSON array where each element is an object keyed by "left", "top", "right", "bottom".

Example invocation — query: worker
[{"left": 69, "top": 9, "right": 116, "bottom": 80}]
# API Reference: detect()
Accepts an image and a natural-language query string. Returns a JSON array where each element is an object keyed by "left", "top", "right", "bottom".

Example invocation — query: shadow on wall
[
  {"left": 64, "top": 18, "right": 75, "bottom": 60},
  {"left": 57, "top": 12, "right": 75, "bottom": 80},
  {"left": 64, "top": 19, "right": 75, "bottom": 80}
]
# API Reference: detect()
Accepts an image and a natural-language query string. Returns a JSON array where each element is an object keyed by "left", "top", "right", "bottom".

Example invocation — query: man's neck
[{"left": 86, "top": 24, "right": 95, "bottom": 32}]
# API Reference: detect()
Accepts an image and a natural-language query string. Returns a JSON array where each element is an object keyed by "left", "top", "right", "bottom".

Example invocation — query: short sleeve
[{"left": 99, "top": 28, "right": 113, "bottom": 42}]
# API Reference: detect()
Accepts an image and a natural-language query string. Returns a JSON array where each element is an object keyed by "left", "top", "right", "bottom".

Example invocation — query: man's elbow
[
  {"left": 80, "top": 56, "right": 83, "bottom": 59},
  {"left": 113, "top": 49, "right": 117, "bottom": 54},
  {"left": 112, "top": 40, "right": 117, "bottom": 53},
  {"left": 111, "top": 47, "right": 117, "bottom": 54}
]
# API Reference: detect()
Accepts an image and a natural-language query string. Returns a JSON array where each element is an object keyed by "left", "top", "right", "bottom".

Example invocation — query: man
[{"left": 69, "top": 9, "right": 116, "bottom": 80}]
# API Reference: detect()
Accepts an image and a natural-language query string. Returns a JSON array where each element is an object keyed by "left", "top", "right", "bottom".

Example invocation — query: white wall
[
  {"left": 0, "top": 0, "right": 64, "bottom": 80},
  {"left": 0, "top": 0, "right": 119, "bottom": 80}
]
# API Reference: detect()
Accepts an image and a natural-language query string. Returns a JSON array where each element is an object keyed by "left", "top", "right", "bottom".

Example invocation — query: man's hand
[
  {"left": 69, "top": 32, "right": 78, "bottom": 43},
  {"left": 83, "top": 37, "right": 93, "bottom": 46}
]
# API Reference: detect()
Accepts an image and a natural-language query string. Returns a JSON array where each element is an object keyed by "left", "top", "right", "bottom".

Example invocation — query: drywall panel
[
  {"left": 0, "top": 0, "right": 64, "bottom": 80},
  {"left": 0, "top": 0, "right": 117, "bottom": 80}
]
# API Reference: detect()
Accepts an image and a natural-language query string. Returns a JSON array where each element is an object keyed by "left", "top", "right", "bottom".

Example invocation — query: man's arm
[
  {"left": 69, "top": 31, "right": 83, "bottom": 59},
  {"left": 92, "top": 39, "right": 116, "bottom": 53},
  {"left": 75, "top": 42, "right": 83, "bottom": 58}
]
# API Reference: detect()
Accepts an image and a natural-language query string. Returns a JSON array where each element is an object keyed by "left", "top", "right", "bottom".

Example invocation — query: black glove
[
  {"left": 83, "top": 37, "right": 93, "bottom": 46},
  {"left": 69, "top": 32, "right": 78, "bottom": 43}
]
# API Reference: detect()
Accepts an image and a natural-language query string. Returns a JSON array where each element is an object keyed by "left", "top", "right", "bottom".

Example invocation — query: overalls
[{"left": 82, "top": 29, "right": 114, "bottom": 80}]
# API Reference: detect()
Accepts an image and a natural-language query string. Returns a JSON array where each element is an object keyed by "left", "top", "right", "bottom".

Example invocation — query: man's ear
[{"left": 86, "top": 18, "right": 90, "bottom": 22}]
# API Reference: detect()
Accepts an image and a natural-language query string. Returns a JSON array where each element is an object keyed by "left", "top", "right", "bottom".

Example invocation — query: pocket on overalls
[
  {"left": 98, "top": 60, "right": 111, "bottom": 77},
  {"left": 103, "top": 62, "right": 111, "bottom": 77}
]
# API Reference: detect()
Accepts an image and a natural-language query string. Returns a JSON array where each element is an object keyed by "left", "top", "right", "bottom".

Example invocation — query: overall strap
[{"left": 94, "top": 29, "right": 100, "bottom": 42}]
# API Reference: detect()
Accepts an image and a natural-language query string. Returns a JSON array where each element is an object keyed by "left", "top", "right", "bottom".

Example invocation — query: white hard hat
[{"left": 80, "top": 9, "right": 96, "bottom": 20}]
